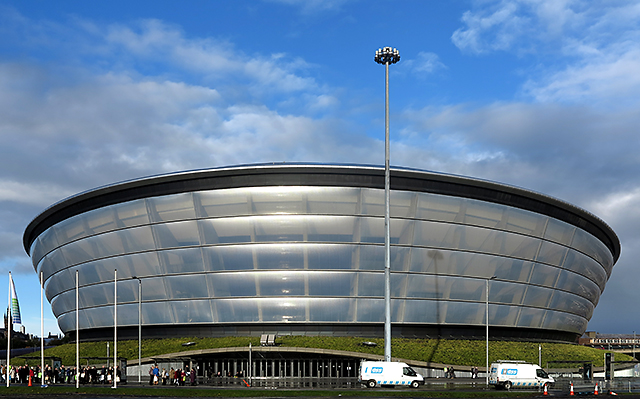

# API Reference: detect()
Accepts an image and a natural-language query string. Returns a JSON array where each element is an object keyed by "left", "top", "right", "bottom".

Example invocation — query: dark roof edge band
[{"left": 23, "top": 163, "right": 620, "bottom": 262}]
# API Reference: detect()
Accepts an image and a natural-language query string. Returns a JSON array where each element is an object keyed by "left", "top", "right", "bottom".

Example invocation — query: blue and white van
[
  {"left": 489, "top": 360, "right": 554, "bottom": 390},
  {"left": 359, "top": 361, "right": 424, "bottom": 388}
]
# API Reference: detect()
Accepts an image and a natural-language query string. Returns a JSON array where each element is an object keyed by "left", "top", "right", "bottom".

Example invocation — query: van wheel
[
  {"left": 411, "top": 380, "right": 420, "bottom": 388},
  {"left": 367, "top": 380, "right": 376, "bottom": 388},
  {"left": 504, "top": 381, "right": 512, "bottom": 390}
]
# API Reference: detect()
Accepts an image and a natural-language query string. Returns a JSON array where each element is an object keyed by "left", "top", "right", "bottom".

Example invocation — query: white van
[
  {"left": 359, "top": 361, "right": 424, "bottom": 388},
  {"left": 489, "top": 360, "right": 554, "bottom": 390}
]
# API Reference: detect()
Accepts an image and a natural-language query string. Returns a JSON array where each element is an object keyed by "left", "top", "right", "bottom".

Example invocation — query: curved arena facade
[{"left": 24, "top": 164, "right": 619, "bottom": 342}]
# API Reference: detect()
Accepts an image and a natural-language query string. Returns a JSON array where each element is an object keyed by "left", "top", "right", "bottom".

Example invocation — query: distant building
[{"left": 23, "top": 164, "right": 620, "bottom": 343}]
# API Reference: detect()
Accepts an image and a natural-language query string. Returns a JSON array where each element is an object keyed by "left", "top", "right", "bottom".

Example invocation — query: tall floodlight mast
[{"left": 374, "top": 46, "right": 400, "bottom": 362}]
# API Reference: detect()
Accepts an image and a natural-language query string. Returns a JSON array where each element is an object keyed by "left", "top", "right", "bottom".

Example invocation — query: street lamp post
[
  {"left": 634, "top": 331, "right": 636, "bottom": 360},
  {"left": 486, "top": 276, "right": 496, "bottom": 386},
  {"left": 113, "top": 269, "right": 117, "bottom": 389},
  {"left": 132, "top": 276, "right": 142, "bottom": 384},
  {"left": 374, "top": 46, "right": 400, "bottom": 363}
]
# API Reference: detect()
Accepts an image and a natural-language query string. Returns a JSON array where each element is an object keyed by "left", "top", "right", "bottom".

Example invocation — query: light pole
[
  {"left": 132, "top": 276, "right": 142, "bottom": 384},
  {"left": 485, "top": 276, "right": 496, "bottom": 386},
  {"left": 634, "top": 331, "right": 636, "bottom": 360},
  {"left": 374, "top": 46, "right": 400, "bottom": 363},
  {"left": 113, "top": 269, "right": 117, "bottom": 389}
]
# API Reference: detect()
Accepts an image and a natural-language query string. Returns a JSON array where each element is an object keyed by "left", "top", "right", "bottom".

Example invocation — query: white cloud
[{"left": 401, "top": 52, "right": 446, "bottom": 77}]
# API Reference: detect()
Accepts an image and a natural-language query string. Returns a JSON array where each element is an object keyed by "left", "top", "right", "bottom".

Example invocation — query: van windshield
[
  {"left": 536, "top": 369, "right": 549, "bottom": 379},
  {"left": 403, "top": 367, "right": 417, "bottom": 377}
]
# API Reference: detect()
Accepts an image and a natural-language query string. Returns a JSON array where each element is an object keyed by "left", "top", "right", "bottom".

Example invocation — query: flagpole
[
  {"left": 75, "top": 270, "right": 79, "bottom": 389},
  {"left": 113, "top": 269, "right": 117, "bottom": 389},
  {"left": 40, "top": 271, "right": 44, "bottom": 387},
  {"left": 6, "top": 272, "right": 10, "bottom": 388}
]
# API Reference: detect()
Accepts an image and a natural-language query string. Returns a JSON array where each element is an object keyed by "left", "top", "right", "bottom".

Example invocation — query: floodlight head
[{"left": 374, "top": 46, "right": 400, "bottom": 65}]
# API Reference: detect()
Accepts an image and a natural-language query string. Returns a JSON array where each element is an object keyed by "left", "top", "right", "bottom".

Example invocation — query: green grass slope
[{"left": 19, "top": 336, "right": 629, "bottom": 368}]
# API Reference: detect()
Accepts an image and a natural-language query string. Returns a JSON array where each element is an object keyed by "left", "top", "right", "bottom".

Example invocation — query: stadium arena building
[{"left": 24, "top": 164, "right": 619, "bottom": 345}]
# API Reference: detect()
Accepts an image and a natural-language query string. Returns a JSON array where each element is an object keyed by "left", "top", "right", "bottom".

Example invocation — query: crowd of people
[
  {"left": 0, "top": 364, "right": 121, "bottom": 385},
  {"left": 148, "top": 364, "right": 197, "bottom": 386}
]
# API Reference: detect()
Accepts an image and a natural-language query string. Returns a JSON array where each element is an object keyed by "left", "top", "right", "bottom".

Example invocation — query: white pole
[
  {"left": 75, "top": 270, "right": 79, "bottom": 389},
  {"left": 113, "top": 269, "right": 117, "bottom": 389},
  {"left": 249, "top": 342, "right": 252, "bottom": 386},
  {"left": 383, "top": 58, "right": 392, "bottom": 363},
  {"left": 40, "top": 271, "right": 44, "bottom": 386},
  {"left": 138, "top": 278, "right": 141, "bottom": 384},
  {"left": 485, "top": 278, "right": 489, "bottom": 386},
  {"left": 6, "top": 272, "right": 11, "bottom": 387}
]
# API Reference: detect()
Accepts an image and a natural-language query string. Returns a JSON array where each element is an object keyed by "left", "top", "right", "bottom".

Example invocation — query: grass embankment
[{"left": 18, "top": 336, "right": 629, "bottom": 368}]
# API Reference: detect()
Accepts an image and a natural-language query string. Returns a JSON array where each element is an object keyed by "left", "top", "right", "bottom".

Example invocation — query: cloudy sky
[{"left": 1, "top": 0, "right": 639, "bottom": 337}]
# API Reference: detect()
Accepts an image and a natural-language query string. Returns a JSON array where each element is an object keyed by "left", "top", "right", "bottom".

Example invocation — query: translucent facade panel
[
  {"left": 522, "top": 285, "right": 553, "bottom": 308},
  {"left": 358, "top": 245, "right": 385, "bottom": 271},
  {"left": 416, "top": 194, "right": 463, "bottom": 223},
  {"left": 116, "top": 302, "right": 140, "bottom": 326},
  {"left": 413, "top": 222, "right": 462, "bottom": 251},
  {"left": 356, "top": 298, "right": 384, "bottom": 322},
  {"left": 306, "top": 216, "right": 355, "bottom": 242},
  {"left": 152, "top": 221, "right": 200, "bottom": 248},
  {"left": 391, "top": 219, "right": 414, "bottom": 245},
  {"left": 255, "top": 245, "right": 304, "bottom": 270},
  {"left": 51, "top": 290, "right": 74, "bottom": 317},
  {"left": 542, "top": 310, "right": 587, "bottom": 334},
  {"left": 555, "top": 271, "right": 600, "bottom": 303},
  {"left": 548, "top": 291, "right": 594, "bottom": 318},
  {"left": 143, "top": 301, "right": 176, "bottom": 325},
  {"left": 34, "top": 227, "right": 58, "bottom": 265},
  {"left": 258, "top": 272, "right": 305, "bottom": 296},
  {"left": 309, "top": 298, "right": 355, "bottom": 321},
  {"left": 308, "top": 272, "right": 356, "bottom": 296},
  {"left": 260, "top": 298, "right": 306, "bottom": 322},
  {"left": 403, "top": 300, "right": 439, "bottom": 323},
  {"left": 537, "top": 241, "right": 567, "bottom": 267},
  {"left": 516, "top": 307, "right": 545, "bottom": 328},
  {"left": 45, "top": 268, "right": 71, "bottom": 302},
  {"left": 360, "top": 189, "right": 384, "bottom": 216},
  {"left": 389, "top": 191, "right": 417, "bottom": 218},
  {"left": 572, "top": 228, "right": 612, "bottom": 271},
  {"left": 359, "top": 218, "right": 384, "bottom": 244},
  {"left": 158, "top": 248, "right": 205, "bottom": 274},
  {"left": 165, "top": 274, "right": 210, "bottom": 299},
  {"left": 250, "top": 187, "right": 307, "bottom": 214},
  {"left": 307, "top": 244, "right": 355, "bottom": 270},
  {"left": 490, "top": 281, "right": 526, "bottom": 305},
  {"left": 449, "top": 278, "right": 484, "bottom": 301},
  {"left": 80, "top": 283, "right": 115, "bottom": 307},
  {"left": 563, "top": 249, "right": 608, "bottom": 289},
  {"left": 406, "top": 275, "right": 438, "bottom": 299},
  {"left": 196, "top": 190, "right": 251, "bottom": 218},
  {"left": 203, "top": 246, "right": 254, "bottom": 271},
  {"left": 503, "top": 207, "right": 547, "bottom": 237},
  {"left": 444, "top": 301, "right": 484, "bottom": 324},
  {"left": 254, "top": 216, "right": 304, "bottom": 242},
  {"left": 54, "top": 215, "right": 91, "bottom": 248},
  {"left": 463, "top": 200, "right": 506, "bottom": 229},
  {"left": 172, "top": 300, "right": 213, "bottom": 323},
  {"left": 112, "top": 199, "right": 150, "bottom": 228},
  {"left": 494, "top": 259, "right": 534, "bottom": 283},
  {"left": 40, "top": 248, "right": 67, "bottom": 281},
  {"left": 82, "top": 207, "right": 118, "bottom": 237},
  {"left": 60, "top": 226, "right": 154, "bottom": 266},
  {"left": 357, "top": 273, "right": 383, "bottom": 297},
  {"left": 544, "top": 219, "right": 575, "bottom": 247},
  {"left": 306, "top": 188, "right": 359, "bottom": 215},
  {"left": 489, "top": 303, "right": 520, "bottom": 327},
  {"left": 210, "top": 273, "right": 256, "bottom": 297},
  {"left": 84, "top": 305, "right": 114, "bottom": 328},
  {"left": 215, "top": 299, "right": 259, "bottom": 322},
  {"left": 529, "top": 263, "right": 560, "bottom": 288},
  {"left": 147, "top": 193, "right": 195, "bottom": 223},
  {"left": 140, "top": 278, "right": 169, "bottom": 301},
  {"left": 199, "top": 218, "right": 252, "bottom": 244}
]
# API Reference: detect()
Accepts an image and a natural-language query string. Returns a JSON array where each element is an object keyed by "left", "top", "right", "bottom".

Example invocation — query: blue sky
[{"left": 1, "top": 0, "right": 640, "bottom": 337}]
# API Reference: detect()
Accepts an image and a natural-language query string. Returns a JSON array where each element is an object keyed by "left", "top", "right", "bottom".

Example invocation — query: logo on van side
[
  {"left": 371, "top": 367, "right": 384, "bottom": 374},
  {"left": 501, "top": 369, "right": 518, "bottom": 375}
]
